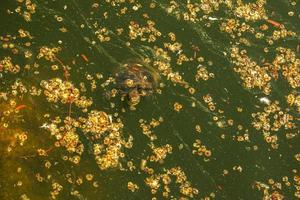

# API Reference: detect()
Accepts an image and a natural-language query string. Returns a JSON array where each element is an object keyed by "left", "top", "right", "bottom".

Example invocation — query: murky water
[{"left": 1, "top": 0, "right": 300, "bottom": 199}]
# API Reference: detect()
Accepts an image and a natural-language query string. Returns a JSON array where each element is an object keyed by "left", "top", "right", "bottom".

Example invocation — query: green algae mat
[{"left": 0, "top": 0, "right": 300, "bottom": 199}]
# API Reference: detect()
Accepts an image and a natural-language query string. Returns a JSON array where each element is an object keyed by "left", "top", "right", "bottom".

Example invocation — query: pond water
[{"left": 0, "top": 0, "right": 300, "bottom": 199}]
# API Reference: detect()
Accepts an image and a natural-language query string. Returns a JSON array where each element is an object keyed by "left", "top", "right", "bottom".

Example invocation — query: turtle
[{"left": 114, "top": 62, "right": 159, "bottom": 108}]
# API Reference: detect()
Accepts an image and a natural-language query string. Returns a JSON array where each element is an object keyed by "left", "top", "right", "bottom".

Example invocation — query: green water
[{"left": 0, "top": 0, "right": 300, "bottom": 200}]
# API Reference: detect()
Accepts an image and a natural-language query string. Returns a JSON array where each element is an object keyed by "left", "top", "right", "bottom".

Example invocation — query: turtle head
[{"left": 128, "top": 88, "right": 141, "bottom": 107}]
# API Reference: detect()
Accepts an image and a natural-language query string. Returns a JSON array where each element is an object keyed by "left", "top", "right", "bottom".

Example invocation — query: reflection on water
[{"left": 1, "top": 0, "right": 300, "bottom": 199}]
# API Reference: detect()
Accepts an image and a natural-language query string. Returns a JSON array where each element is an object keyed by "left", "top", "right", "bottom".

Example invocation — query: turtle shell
[{"left": 115, "top": 64, "right": 156, "bottom": 95}]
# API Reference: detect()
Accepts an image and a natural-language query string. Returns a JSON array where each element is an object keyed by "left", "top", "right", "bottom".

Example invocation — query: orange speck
[
  {"left": 81, "top": 54, "right": 89, "bottom": 62},
  {"left": 63, "top": 68, "right": 70, "bottom": 81},
  {"left": 15, "top": 105, "right": 27, "bottom": 110},
  {"left": 266, "top": 19, "right": 282, "bottom": 28}
]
